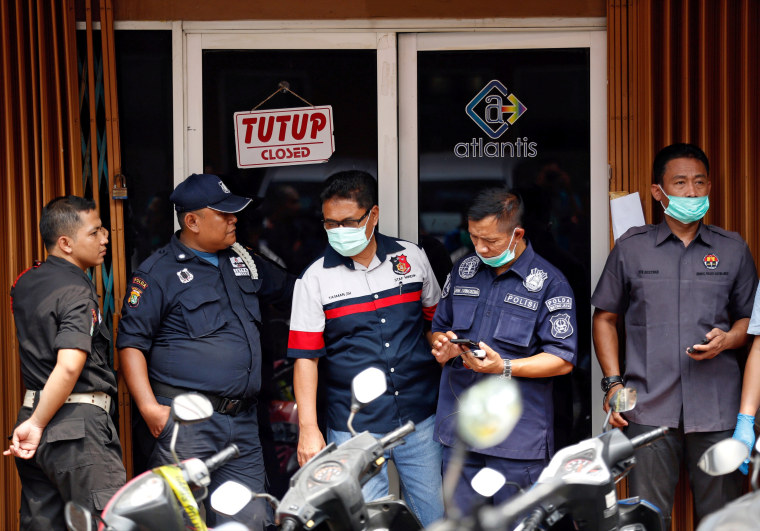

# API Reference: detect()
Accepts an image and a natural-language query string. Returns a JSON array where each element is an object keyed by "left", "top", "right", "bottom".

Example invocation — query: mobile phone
[
  {"left": 686, "top": 337, "right": 710, "bottom": 354},
  {"left": 450, "top": 338, "right": 480, "bottom": 349}
]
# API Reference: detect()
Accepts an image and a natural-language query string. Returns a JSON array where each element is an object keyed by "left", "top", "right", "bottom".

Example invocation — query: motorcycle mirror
[
  {"left": 602, "top": 387, "right": 637, "bottom": 432},
  {"left": 171, "top": 393, "right": 214, "bottom": 424},
  {"left": 347, "top": 367, "right": 388, "bottom": 435},
  {"left": 471, "top": 467, "right": 506, "bottom": 498},
  {"left": 64, "top": 501, "right": 93, "bottom": 531},
  {"left": 211, "top": 480, "right": 253, "bottom": 517},
  {"left": 351, "top": 367, "right": 387, "bottom": 409},
  {"left": 457, "top": 377, "right": 522, "bottom": 449},
  {"left": 697, "top": 438, "right": 749, "bottom": 476}
]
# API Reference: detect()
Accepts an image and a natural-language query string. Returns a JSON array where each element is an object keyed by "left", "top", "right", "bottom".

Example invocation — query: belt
[
  {"left": 23, "top": 390, "right": 111, "bottom": 413},
  {"left": 150, "top": 381, "right": 256, "bottom": 417}
]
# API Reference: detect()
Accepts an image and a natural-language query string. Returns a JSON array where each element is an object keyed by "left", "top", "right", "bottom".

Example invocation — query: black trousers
[
  {"left": 626, "top": 421, "right": 743, "bottom": 527},
  {"left": 13, "top": 403, "right": 126, "bottom": 531}
]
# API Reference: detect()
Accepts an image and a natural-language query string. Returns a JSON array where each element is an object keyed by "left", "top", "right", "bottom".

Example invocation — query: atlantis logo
[{"left": 456, "top": 79, "right": 537, "bottom": 159}]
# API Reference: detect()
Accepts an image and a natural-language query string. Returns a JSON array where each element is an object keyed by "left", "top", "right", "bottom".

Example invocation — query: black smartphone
[
  {"left": 450, "top": 338, "right": 480, "bottom": 349},
  {"left": 686, "top": 337, "right": 710, "bottom": 354}
]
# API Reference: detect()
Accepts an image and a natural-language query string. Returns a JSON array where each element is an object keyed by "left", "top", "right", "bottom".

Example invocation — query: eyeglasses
[{"left": 322, "top": 208, "right": 371, "bottom": 230}]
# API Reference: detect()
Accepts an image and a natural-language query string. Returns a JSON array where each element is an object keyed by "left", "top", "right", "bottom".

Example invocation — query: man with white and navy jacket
[{"left": 287, "top": 171, "right": 443, "bottom": 526}]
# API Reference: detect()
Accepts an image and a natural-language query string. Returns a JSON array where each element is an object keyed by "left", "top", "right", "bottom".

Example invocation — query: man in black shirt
[{"left": 4, "top": 195, "right": 125, "bottom": 530}]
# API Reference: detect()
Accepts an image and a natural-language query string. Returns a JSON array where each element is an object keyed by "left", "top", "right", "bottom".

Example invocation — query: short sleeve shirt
[
  {"left": 116, "top": 234, "right": 294, "bottom": 398},
  {"left": 287, "top": 232, "right": 441, "bottom": 432},
  {"left": 11, "top": 256, "right": 117, "bottom": 396},
  {"left": 591, "top": 221, "right": 758, "bottom": 432},
  {"left": 748, "top": 285, "right": 760, "bottom": 335},
  {"left": 432, "top": 242, "right": 577, "bottom": 459}
]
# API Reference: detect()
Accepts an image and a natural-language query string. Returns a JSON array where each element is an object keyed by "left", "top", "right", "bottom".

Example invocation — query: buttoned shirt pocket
[
  {"left": 178, "top": 286, "right": 226, "bottom": 338},
  {"left": 493, "top": 310, "right": 538, "bottom": 351},
  {"left": 451, "top": 299, "right": 477, "bottom": 332},
  {"left": 238, "top": 278, "right": 262, "bottom": 325}
]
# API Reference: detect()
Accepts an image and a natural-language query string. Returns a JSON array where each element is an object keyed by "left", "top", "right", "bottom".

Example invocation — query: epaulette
[
  {"left": 703, "top": 224, "right": 747, "bottom": 244},
  {"left": 617, "top": 224, "right": 654, "bottom": 242},
  {"left": 138, "top": 247, "right": 167, "bottom": 273}
]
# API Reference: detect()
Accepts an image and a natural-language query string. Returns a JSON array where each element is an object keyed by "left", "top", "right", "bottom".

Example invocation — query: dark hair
[
  {"left": 652, "top": 143, "right": 710, "bottom": 185},
  {"left": 319, "top": 171, "right": 377, "bottom": 210},
  {"left": 467, "top": 188, "right": 523, "bottom": 231},
  {"left": 40, "top": 195, "right": 97, "bottom": 251}
]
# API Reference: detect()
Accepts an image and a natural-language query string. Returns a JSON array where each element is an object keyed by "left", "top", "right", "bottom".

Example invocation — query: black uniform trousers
[
  {"left": 13, "top": 403, "right": 126, "bottom": 531},
  {"left": 626, "top": 421, "right": 743, "bottom": 528}
]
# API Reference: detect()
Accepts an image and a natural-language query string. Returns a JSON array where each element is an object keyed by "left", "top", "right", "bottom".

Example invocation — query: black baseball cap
[{"left": 170, "top": 173, "right": 253, "bottom": 213}]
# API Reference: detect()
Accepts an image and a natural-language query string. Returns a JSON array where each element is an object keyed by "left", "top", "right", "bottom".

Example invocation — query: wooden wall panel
[
  {"left": 608, "top": 1, "right": 760, "bottom": 529},
  {"left": 1, "top": 1, "right": 82, "bottom": 528}
]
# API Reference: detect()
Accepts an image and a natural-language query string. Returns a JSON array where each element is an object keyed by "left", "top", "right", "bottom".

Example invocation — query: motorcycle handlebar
[
  {"left": 378, "top": 420, "right": 415, "bottom": 449},
  {"left": 204, "top": 444, "right": 240, "bottom": 473},
  {"left": 280, "top": 516, "right": 298, "bottom": 531},
  {"left": 629, "top": 426, "right": 668, "bottom": 449},
  {"left": 521, "top": 506, "right": 546, "bottom": 531}
]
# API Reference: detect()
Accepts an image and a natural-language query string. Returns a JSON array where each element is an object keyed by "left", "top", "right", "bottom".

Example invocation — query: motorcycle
[
  {"left": 694, "top": 433, "right": 759, "bottom": 530},
  {"left": 212, "top": 366, "right": 422, "bottom": 531},
  {"left": 429, "top": 386, "right": 668, "bottom": 531},
  {"left": 65, "top": 393, "right": 243, "bottom": 531}
]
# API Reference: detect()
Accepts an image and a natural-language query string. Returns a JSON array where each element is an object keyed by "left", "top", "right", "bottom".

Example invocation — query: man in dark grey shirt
[{"left": 591, "top": 143, "right": 757, "bottom": 526}]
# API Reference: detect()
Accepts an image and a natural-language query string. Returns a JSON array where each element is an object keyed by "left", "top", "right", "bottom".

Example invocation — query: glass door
[{"left": 399, "top": 31, "right": 608, "bottom": 443}]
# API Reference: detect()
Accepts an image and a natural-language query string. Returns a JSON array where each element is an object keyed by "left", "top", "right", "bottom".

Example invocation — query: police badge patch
[
  {"left": 177, "top": 268, "right": 194, "bottom": 283},
  {"left": 550, "top": 313, "right": 574, "bottom": 339},
  {"left": 523, "top": 268, "right": 548, "bottom": 292},
  {"left": 128, "top": 287, "right": 142, "bottom": 308},
  {"left": 442, "top": 273, "right": 451, "bottom": 298},
  {"left": 391, "top": 254, "right": 412, "bottom": 275},
  {"left": 703, "top": 253, "right": 719, "bottom": 270},
  {"left": 458, "top": 256, "right": 480, "bottom": 279}
]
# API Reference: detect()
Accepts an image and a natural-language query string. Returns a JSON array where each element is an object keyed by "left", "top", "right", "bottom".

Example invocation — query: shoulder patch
[
  {"left": 550, "top": 313, "right": 574, "bottom": 339},
  {"left": 545, "top": 296, "right": 573, "bottom": 312},
  {"left": 441, "top": 273, "right": 451, "bottom": 298}
]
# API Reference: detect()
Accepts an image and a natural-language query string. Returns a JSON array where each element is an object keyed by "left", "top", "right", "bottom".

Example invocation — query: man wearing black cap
[{"left": 117, "top": 174, "right": 294, "bottom": 527}]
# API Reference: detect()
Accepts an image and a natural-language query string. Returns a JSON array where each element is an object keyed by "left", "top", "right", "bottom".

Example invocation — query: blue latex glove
[{"left": 732, "top": 413, "right": 756, "bottom": 475}]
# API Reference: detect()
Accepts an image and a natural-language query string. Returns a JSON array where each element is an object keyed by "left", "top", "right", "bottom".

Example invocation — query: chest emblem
[
  {"left": 550, "top": 313, "right": 574, "bottom": 339},
  {"left": 459, "top": 256, "right": 480, "bottom": 279},
  {"left": 230, "top": 256, "right": 251, "bottom": 277},
  {"left": 442, "top": 273, "right": 451, "bottom": 298},
  {"left": 177, "top": 268, "right": 194, "bottom": 284},
  {"left": 390, "top": 254, "right": 412, "bottom": 275},
  {"left": 703, "top": 253, "right": 719, "bottom": 270},
  {"left": 523, "top": 268, "right": 548, "bottom": 292}
]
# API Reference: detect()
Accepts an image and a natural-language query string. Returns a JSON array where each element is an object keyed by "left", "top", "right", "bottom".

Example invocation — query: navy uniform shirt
[
  {"left": 116, "top": 234, "right": 294, "bottom": 399},
  {"left": 11, "top": 256, "right": 116, "bottom": 396},
  {"left": 433, "top": 242, "right": 577, "bottom": 459},
  {"left": 287, "top": 233, "right": 441, "bottom": 432},
  {"left": 591, "top": 221, "right": 758, "bottom": 432}
]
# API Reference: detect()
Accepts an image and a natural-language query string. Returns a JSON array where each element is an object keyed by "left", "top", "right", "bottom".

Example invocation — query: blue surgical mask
[
  {"left": 477, "top": 228, "right": 517, "bottom": 268},
  {"left": 326, "top": 215, "right": 374, "bottom": 257},
  {"left": 658, "top": 185, "right": 709, "bottom": 224}
]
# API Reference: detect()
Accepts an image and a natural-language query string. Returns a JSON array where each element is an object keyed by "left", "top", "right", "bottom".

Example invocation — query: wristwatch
[
  {"left": 501, "top": 358, "right": 512, "bottom": 379},
  {"left": 601, "top": 375, "right": 624, "bottom": 394}
]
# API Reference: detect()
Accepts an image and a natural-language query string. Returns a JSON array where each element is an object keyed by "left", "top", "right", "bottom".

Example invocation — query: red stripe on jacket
[
  {"left": 324, "top": 290, "right": 422, "bottom": 320},
  {"left": 288, "top": 330, "right": 325, "bottom": 350}
]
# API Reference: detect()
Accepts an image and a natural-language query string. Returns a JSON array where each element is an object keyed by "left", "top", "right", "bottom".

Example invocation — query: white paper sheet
[{"left": 610, "top": 192, "right": 646, "bottom": 241}]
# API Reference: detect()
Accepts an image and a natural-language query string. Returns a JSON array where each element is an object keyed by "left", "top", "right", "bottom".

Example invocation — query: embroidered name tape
[
  {"left": 453, "top": 286, "right": 480, "bottom": 297},
  {"left": 505, "top": 293, "right": 538, "bottom": 311},
  {"left": 545, "top": 296, "right": 573, "bottom": 312}
]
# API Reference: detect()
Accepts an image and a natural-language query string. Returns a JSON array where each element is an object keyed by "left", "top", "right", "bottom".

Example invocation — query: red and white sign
[{"left": 234, "top": 106, "right": 335, "bottom": 168}]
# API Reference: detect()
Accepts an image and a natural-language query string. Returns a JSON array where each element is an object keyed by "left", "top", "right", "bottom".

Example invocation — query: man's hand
[
  {"left": 687, "top": 328, "right": 728, "bottom": 360},
  {"left": 297, "top": 424, "right": 326, "bottom": 467},
  {"left": 144, "top": 403, "right": 172, "bottom": 438},
  {"left": 4, "top": 418, "right": 45, "bottom": 459},
  {"left": 460, "top": 341, "right": 504, "bottom": 374},
  {"left": 431, "top": 331, "right": 467, "bottom": 364},
  {"left": 602, "top": 383, "right": 628, "bottom": 428}
]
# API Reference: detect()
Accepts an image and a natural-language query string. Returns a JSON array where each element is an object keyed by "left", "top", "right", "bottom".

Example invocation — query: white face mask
[
  {"left": 476, "top": 228, "right": 518, "bottom": 268},
  {"left": 326, "top": 215, "right": 373, "bottom": 257}
]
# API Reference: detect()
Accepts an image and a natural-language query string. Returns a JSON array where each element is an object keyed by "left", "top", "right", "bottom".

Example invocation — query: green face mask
[
  {"left": 476, "top": 228, "right": 517, "bottom": 268},
  {"left": 658, "top": 185, "right": 709, "bottom": 224}
]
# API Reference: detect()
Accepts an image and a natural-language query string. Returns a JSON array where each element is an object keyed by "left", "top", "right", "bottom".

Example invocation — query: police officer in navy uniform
[
  {"left": 432, "top": 188, "right": 577, "bottom": 514},
  {"left": 5, "top": 196, "right": 126, "bottom": 530},
  {"left": 592, "top": 143, "right": 758, "bottom": 526},
  {"left": 117, "top": 173, "right": 294, "bottom": 528}
]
